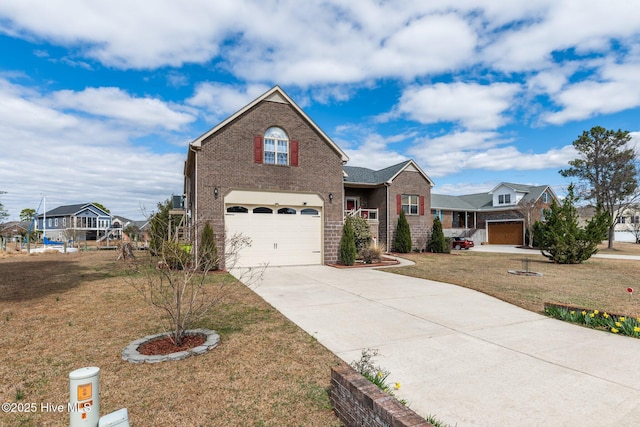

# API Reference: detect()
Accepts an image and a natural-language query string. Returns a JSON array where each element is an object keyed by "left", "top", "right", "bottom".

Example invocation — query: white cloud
[
  {"left": 483, "top": 1, "right": 640, "bottom": 72},
  {"left": 408, "top": 130, "right": 575, "bottom": 177},
  {"left": 50, "top": 87, "right": 195, "bottom": 131},
  {"left": 394, "top": 82, "right": 521, "bottom": 130},
  {"left": 543, "top": 61, "right": 640, "bottom": 124},
  {"left": 186, "top": 83, "right": 271, "bottom": 121},
  {"left": 0, "top": 79, "right": 186, "bottom": 220},
  {"left": 462, "top": 145, "right": 576, "bottom": 171},
  {"left": 0, "top": 1, "right": 239, "bottom": 68},
  {"left": 339, "top": 130, "right": 413, "bottom": 170}
]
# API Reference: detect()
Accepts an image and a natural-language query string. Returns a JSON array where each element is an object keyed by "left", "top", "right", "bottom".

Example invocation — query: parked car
[{"left": 452, "top": 237, "right": 474, "bottom": 250}]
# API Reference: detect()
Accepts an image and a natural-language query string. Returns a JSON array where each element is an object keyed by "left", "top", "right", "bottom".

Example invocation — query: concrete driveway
[{"left": 234, "top": 264, "right": 640, "bottom": 426}]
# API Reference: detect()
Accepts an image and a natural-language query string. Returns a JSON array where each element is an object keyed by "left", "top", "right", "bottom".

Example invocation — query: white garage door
[{"left": 225, "top": 205, "right": 322, "bottom": 267}]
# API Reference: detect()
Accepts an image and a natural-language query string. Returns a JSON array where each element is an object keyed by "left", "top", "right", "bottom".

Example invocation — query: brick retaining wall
[{"left": 330, "top": 364, "right": 433, "bottom": 427}]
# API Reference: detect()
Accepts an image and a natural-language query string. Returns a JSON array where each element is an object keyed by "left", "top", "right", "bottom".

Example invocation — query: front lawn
[
  {"left": 0, "top": 250, "right": 341, "bottom": 426},
  {"left": 388, "top": 249, "right": 640, "bottom": 318}
]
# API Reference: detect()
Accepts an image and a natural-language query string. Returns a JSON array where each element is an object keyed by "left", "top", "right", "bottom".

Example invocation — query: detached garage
[
  {"left": 224, "top": 190, "right": 323, "bottom": 267},
  {"left": 487, "top": 221, "right": 524, "bottom": 245}
]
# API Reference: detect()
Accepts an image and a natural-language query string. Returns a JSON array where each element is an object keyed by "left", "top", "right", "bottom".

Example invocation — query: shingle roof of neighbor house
[
  {"left": 432, "top": 183, "right": 555, "bottom": 211},
  {"left": 38, "top": 203, "right": 109, "bottom": 218},
  {"left": 343, "top": 160, "right": 434, "bottom": 186}
]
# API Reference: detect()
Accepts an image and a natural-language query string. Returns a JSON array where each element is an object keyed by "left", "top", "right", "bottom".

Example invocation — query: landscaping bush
[
  {"left": 359, "top": 242, "right": 385, "bottom": 264},
  {"left": 351, "top": 216, "right": 373, "bottom": 253},
  {"left": 339, "top": 217, "right": 357, "bottom": 265},
  {"left": 199, "top": 221, "right": 218, "bottom": 271},
  {"left": 537, "top": 184, "right": 610, "bottom": 264},
  {"left": 393, "top": 210, "right": 412, "bottom": 253},
  {"left": 161, "top": 240, "right": 192, "bottom": 270},
  {"left": 428, "top": 217, "right": 448, "bottom": 253}
]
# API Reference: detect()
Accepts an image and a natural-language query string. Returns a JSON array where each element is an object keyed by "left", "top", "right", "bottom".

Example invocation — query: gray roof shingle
[
  {"left": 344, "top": 160, "right": 433, "bottom": 185},
  {"left": 433, "top": 183, "right": 554, "bottom": 211}
]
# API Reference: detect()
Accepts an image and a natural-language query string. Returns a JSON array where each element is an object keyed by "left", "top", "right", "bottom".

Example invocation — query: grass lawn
[
  {"left": 0, "top": 250, "right": 342, "bottom": 427},
  {"left": 388, "top": 243, "right": 640, "bottom": 319}
]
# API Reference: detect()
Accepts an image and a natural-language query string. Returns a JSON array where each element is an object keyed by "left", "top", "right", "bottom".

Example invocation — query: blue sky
[{"left": 1, "top": 1, "right": 640, "bottom": 220}]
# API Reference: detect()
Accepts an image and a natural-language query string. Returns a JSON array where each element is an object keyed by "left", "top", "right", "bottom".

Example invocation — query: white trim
[{"left": 225, "top": 189, "right": 323, "bottom": 207}]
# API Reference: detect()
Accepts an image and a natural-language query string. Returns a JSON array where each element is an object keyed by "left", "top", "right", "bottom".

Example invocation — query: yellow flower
[
  {"left": 594, "top": 310, "right": 599, "bottom": 315},
  {"left": 611, "top": 328, "right": 619, "bottom": 333},
  {"left": 570, "top": 311, "right": 575, "bottom": 315},
  {"left": 620, "top": 317, "right": 626, "bottom": 322},
  {"left": 582, "top": 310, "right": 587, "bottom": 316},
  {"left": 637, "top": 317, "right": 640, "bottom": 323},
  {"left": 615, "top": 322, "right": 622, "bottom": 327},
  {"left": 589, "top": 313, "right": 595, "bottom": 318},
  {"left": 603, "top": 312, "right": 609, "bottom": 318},
  {"left": 634, "top": 327, "right": 640, "bottom": 333},
  {"left": 394, "top": 382, "right": 401, "bottom": 390},
  {"left": 377, "top": 371, "right": 383, "bottom": 379}
]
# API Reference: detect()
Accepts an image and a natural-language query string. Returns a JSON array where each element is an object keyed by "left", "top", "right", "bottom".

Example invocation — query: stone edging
[{"left": 122, "top": 328, "right": 220, "bottom": 364}]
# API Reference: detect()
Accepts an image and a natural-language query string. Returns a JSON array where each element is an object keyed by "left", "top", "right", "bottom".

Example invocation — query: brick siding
[
  {"left": 190, "top": 99, "right": 344, "bottom": 265},
  {"left": 388, "top": 171, "right": 432, "bottom": 251},
  {"left": 331, "top": 364, "right": 433, "bottom": 427}
]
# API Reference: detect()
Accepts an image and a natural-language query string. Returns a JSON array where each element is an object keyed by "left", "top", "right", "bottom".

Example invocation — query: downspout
[{"left": 386, "top": 183, "right": 390, "bottom": 250}]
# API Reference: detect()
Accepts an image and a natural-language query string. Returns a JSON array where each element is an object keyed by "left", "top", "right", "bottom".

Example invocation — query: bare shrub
[{"left": 127, "top": 209, "right": 264, "bottom": 346}]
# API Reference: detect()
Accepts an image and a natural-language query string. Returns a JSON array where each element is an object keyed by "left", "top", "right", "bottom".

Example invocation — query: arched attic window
[{"left": 254, "top": 127, "right": 298, "bottom": 166}]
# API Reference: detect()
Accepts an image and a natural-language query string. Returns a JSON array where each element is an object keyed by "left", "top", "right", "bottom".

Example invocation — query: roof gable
[
  {"left": 344, "top": 160, "right": 434, "bottom": 187},
  {"left": 189, "top": 86, "right": 349, "bottom": 162}
]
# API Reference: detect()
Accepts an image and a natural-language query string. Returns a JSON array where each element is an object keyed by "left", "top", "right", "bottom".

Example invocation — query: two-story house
[
  {"left": 431, "top": 183, "right": 558, "bottom": 245},
  {"left": 37, "top": 203, "right": 112, "bottom": 242},
  {"left": 183, "top": 86, "right": 434, "bottom": 267}
]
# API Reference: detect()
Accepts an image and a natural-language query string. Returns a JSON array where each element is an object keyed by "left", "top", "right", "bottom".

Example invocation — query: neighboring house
[
  {"left": 119, "top": 218, "right": 151, "bottom": 246},
  {"left": 343, "top": 160, "right": 434, "bottom": 250},
  {"left": 111, "top": 215, "right": 134, "bottom": 240},
  {"left": 612, "top": 204, "right": 640, "bottom": 243},
  {"left": 183, "top": 86, "right": 434, "bottom": 267},
  {"left": 0, "top": 221, "right": 31, "bottom": 241},
  {"left": 37, "top": 203, "right": 112, "bottom": 242},
  {"left": 431, "top": 183, "right": 558, "bottom": 245}
]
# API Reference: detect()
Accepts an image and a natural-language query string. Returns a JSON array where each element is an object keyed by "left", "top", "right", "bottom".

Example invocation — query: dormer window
[
  {"left": 541, "top": 191, "right": 550, "bottom": 203},
  {"left": 498, "top": 194, "right": 511, "bottom": 204},
  {"left": 264, "top": 127, "right": 289, "bottom": 165}
]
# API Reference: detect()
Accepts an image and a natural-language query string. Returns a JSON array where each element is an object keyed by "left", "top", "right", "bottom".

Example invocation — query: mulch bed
[
  {"left": 330, "top": 256, "right": 400, "bottom": 269},
  {"left": 137, "top": 334, "right": 206, "bottom": 355}
]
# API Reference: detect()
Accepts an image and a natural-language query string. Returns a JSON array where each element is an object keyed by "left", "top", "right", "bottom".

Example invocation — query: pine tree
[
  {"left": 429, "top": 216, "right": 447, "bottom": 253},
  {"left": 538, "top": 185, "right": 610, "bottom": 264},
  {"left": 393, "top": 210, "right": 412, "bottom": 253},
  {"left": 339, "top": 217, "right": 357, "bottom": 265}
]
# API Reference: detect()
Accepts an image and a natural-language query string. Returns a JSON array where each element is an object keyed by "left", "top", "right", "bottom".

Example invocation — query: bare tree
[
  {"left": 63, "top": 227, "right": 82, "bottom": 247},
  {"left": 518, "top": 198, "right": 539, "bottom": 248},
  {"left": 127, "top": 213, "right": 264, "bottom": 346}
]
